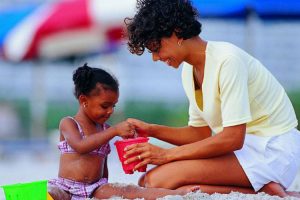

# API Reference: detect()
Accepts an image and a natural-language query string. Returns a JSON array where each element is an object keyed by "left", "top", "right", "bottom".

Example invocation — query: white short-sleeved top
[{"left": 182, "top": 41, "right": 298, "bottom": 136}]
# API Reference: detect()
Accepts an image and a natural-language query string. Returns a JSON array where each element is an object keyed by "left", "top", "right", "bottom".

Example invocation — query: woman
[{"left": 123, "top": 0, "right": 300, "bottom": 198}]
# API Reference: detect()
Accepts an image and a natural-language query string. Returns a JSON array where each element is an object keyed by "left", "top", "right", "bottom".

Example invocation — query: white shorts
[{"left": 234, "top": 128, "right": 300, "bottom": 192}]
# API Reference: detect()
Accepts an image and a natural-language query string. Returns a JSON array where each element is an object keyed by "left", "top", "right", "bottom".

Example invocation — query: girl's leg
[
  {"left": 177, "top": 184, "right": 255, "bottom": 195},
  {"left": 92, "top": 183, "right": 197, "bottom": 200},
  {"left": 48, "top": 185, "right": 71, "bottom": 200}
]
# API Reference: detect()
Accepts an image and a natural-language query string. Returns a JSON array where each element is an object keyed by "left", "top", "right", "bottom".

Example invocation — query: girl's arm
[{"left": 60, "top": 117, "right": 132, "bottom": 154}]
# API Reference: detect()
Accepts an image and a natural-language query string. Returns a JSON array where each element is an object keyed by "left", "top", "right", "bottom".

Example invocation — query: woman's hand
[
  {"left": 112, "top": 120, "right": 135, "bottom": 139},
  {"left": 123, "top": 142, "right": 170, "bottom": 170},
  {"left": 127, "top": 118, "right": 151, "bottom": 137}
]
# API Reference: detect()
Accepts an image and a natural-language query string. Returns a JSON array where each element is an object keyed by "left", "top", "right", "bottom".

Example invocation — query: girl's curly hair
[{"left": 124, "top": 0, "right": 202, "bottom": 55}]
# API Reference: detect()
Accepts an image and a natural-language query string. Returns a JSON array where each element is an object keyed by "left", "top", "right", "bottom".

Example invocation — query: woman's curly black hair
[
  {"left": 72, "top": 63, "right": 119, "bottom": 99},
  {"left": 124, "top": 0, "right": 202, "bottom": 55}
]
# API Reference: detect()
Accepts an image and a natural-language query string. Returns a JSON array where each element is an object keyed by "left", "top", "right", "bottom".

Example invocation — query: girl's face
[
  {"left": 82, "top": 87, "right": 119, "bottom": 124},
  {"left": 148, "top": 33, "right": 185, "bottom": 69}
]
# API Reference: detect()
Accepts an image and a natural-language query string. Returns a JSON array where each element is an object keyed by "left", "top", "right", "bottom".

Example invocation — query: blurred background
[{"left": 0, "top": 0, "right": 300, "bottom": 199}]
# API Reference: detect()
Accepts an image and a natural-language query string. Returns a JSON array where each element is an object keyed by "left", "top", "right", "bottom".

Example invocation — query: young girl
[{"left": 48, "top": 64, "right": 196, "bottom": 200}]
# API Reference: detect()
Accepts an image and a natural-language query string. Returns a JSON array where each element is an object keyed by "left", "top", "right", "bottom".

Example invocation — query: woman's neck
[{"left": 184, "top": 37, "right": 207, "bottom": 70}]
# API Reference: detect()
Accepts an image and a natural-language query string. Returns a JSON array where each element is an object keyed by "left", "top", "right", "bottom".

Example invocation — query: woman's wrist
[
  {"left": 148, "top": 123, "right": 157, "bottom": 137},
  {"left": 165, "top": 148, "right": 177, "bottom": 163}
]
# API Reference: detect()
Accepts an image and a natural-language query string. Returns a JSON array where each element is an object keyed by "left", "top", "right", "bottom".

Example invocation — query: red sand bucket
[{"left": 114, "top": 137, "right": 149, "bottom": 174}]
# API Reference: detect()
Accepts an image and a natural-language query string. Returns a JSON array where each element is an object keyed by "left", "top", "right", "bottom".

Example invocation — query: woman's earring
[
  {"left": 83, "top": 103, "right": 87, "bottom": 108},
  {"left": 177, "top": 41, "right": 182, "bottom": 46}
]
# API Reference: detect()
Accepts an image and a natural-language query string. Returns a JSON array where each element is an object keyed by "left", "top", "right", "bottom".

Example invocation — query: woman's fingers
[
  {"left": 124, "top": 143, "right": 146, "bottom": 156},
  {"left": 127, "top": 118, "right": 149, "bottom": 137},
  {"left": 124, "top": 144, "right": 148, "bottom": 159},
  {"left": 134, "top": 158, "right": 151, "bottom": 170}
]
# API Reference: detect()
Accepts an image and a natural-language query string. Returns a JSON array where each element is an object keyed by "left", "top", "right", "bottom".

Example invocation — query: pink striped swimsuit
[
  {"left": 49, "top": 117, "right": 111, "bottom": 199},
  {"left": 58, "top": 116, "right": 111, "bottom": 157}
]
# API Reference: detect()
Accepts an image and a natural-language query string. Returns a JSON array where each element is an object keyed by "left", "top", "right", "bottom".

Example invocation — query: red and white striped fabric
[{"left": 3, "top": 0, "right": 135, "bottom": 61}]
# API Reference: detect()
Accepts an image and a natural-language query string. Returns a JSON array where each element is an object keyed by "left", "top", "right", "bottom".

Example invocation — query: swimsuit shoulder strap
[{"left": 67, "top": 116, "right": 84, "bottom": 137}]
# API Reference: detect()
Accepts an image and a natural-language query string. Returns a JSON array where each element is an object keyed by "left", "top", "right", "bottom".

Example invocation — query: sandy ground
[
  {"left": 1, "top": 138, "right": 300, "bottom": 200},
  {"left": 108, "top": 191, "right": 300, "bottom": 200}
]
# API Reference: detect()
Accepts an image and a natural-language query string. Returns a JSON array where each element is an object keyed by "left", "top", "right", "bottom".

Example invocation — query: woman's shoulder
[
  {"left": 207, "top": 41, "right": 240, "bottom": 54},
  {"left": 208, "top": 41, "right": 250, "bottom": 58}
]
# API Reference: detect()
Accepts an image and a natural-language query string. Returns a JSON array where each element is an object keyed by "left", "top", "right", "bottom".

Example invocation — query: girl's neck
[{"left": 74, "top": 110, "right": 97, "bottom": 127}]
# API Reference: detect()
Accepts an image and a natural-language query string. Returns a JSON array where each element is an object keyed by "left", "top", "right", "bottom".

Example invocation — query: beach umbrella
[
  {"left": 0, "top": 0, "right": 136, "bottom": 138},
  {"left": 191, "top": 0, "right": 300, "bottom": 19},
  {"left": 251, "top": 0, "right": 300, "bottom": 19},
  {"left": 191, "top": 0, "right": 249, "bottom": 18},
  {"left": 0, "top": 0, "right": 135, "bottom": 62}
]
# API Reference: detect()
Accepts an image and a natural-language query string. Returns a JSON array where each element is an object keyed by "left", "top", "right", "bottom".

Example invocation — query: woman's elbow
[{"left": 230, "top": 136, "right": 245, "bottom": 151}]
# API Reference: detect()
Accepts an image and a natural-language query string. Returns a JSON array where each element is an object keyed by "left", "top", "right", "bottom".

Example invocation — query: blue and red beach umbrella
[{"left": 0, "top": 0, "right": 135, "bottom": 62}]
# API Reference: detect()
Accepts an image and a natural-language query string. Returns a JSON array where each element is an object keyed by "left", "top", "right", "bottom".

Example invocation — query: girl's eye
[
  {"left": 101, "top": 104, "right": 116, "bottom": 109},
  {"left": 101, "top": 105, "right": 109, "bottom": 109}
]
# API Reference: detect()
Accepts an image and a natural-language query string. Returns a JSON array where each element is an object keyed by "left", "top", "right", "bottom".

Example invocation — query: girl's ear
[{"left": 79, "top": 95, "right": 88, "bottom": 107}]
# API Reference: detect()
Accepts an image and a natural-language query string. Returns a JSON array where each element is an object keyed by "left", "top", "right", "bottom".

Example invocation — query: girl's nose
[
  {"left": 152, "top": 52, "right": 160, "bottom": 61},
  {"left": 107, "top": 107, "right": 114, "bottom": 114}
]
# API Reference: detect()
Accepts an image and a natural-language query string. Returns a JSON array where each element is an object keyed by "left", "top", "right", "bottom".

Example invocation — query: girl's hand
[
  {"left": 123, "top": 142, "right": 170, "bottom": 170},
  {"left": 112, "top": 120, "right": 135, "bottom": 138},
  {"left": 127, "top": 118, "right": 151, "bottom": 137}
]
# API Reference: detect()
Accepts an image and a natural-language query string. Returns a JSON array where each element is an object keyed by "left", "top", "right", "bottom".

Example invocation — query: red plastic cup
[{"left": 114, "top": 137, "right": 149, "bottom": 174}]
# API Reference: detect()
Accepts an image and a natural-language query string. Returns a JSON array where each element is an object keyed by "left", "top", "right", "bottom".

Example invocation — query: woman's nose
[{"left": 152, "top": 52, "right": 160, "bottom": 61}]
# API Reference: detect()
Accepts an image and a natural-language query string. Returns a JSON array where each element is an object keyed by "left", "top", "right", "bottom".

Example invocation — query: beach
[{"left": 1, "top": 137, "right": 300, "bottom": 200}]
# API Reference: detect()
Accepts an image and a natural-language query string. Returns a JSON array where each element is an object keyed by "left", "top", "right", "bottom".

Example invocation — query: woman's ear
[{"left": 79, "top": 95, "right": 88, "bottom": 108}]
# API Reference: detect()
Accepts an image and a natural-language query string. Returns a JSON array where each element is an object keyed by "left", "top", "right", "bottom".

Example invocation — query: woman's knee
[
  {"left": 143, "top": 169, "right": 177, "bottom": 189},
  {"left": 138, "top": 173, "right": 146, "bottom": 187}
]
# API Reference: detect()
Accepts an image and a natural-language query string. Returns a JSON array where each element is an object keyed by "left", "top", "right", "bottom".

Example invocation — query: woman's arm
[
  {"left": 168, "top": 124, "right": 246, "bottom": 161},
  {"left": 128, "top": 118, "right": 211, "bottom": 145},
  {"left": 124, "top": 124, "right": 246, "bottom": 169}
]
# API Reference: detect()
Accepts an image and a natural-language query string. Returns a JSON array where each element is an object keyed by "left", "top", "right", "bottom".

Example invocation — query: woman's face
[
  {"left": 148, "top": 33, "right": 185, "bottom": 69},
  {"left": 83, "top": 86, "right": 119, "bottom": 124}
]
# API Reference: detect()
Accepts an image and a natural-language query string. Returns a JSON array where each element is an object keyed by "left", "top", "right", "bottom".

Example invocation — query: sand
[
  {"left": 103, "top": 190, "right": 300, "bottom": 200},
  {"left": 87, "top": 182, "right": 300, "bottom": 200}
]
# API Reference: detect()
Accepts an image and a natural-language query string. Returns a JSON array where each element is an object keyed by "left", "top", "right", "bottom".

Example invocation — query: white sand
[
  {"left": 104, "top": 190, "right": 300, "bottom": 200},
  {"left": 1, "top": 141, "right": 299, "bottom": 200}
]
